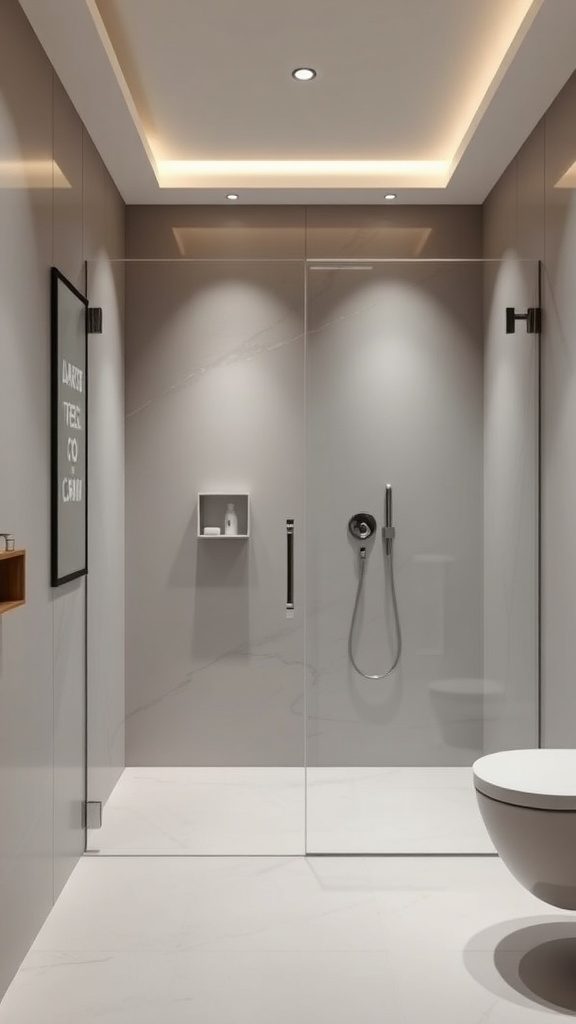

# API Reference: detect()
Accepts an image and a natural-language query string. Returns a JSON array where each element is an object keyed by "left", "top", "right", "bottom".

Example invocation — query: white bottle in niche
[{"left": 224, "top": 502, "right": 238, "bottom": 536}]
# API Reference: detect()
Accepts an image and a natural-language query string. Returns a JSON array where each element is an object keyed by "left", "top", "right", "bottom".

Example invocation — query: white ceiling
[{"left": 17, "top": 0, "right": 576, "bottom": 204}]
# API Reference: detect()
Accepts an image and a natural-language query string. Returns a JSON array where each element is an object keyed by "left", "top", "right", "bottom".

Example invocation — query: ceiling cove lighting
[
  {"left": 292, "top": 67, "right": 316, "bottom": 81},
  {"left": 87, "top": 0, "right": 540, "bottom": 192},
  {"left": 156, "top": 160, "right": 448, "bottom": 189}
]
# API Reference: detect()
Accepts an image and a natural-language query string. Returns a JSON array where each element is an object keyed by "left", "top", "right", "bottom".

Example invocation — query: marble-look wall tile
[
  {"left": 125, "top": 207, "right": 488, "bottom": 770},
  {"left": 483, "top": 149, "right": 540, "bottom": 757},
  {"left": 306, "top": 261, "right": 484, "bottom": 766},
  {"left": 84, "top": 135, "right": 126, "bottom": 804},
  {"left": 125, "top": 260, "right": 305, "bottom": 765},
  {"left": 483, "top": 69, "right": 576, "bottom": 750},
  {"left": 0, "top": 0, "right": 55, "bottom": 995},
  {"left": 0, "top": 0, "right": 56, "bottom": 998},
  {"left": 540, "top": 72, "right": 576, "bottom": 747},
  {"left": 306, "top": 206, "right": 482, "bottom": 260},
  {"left": 51, "top": 73, "right": 87, "bottom": 902},
  {"left": 126, "top": 205, "right": 306, "bottom": 259},
  {"left": 482, "top": 259, "right": 539, "bottom": 752},
  {"left": 52, "top": 78, "right": 83, "bottom": 292},
  {"left": 517, "top": 120, "right": 545, "bottom": 261},
  {"left": 52, "top": 582, "right": 86, "bottom": 899},
  {"left": 0, "top": 0, "right": 125, "bottom": 1000},
  {"left": 482, "top": 163, "right": 518, "bottom": 260}
]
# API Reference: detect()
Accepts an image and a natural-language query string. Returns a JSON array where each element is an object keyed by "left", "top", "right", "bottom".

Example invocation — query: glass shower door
[
  {"left": 86, "top": 257, "right": 307, "bottom": 855},
  {"left": 305, "top": 258, "right": 540, "bottom": 854}
]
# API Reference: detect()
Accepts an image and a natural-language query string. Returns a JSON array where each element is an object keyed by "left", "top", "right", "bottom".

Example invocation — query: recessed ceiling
[{"left": 17, "top": 0, "right": 576, "bottom": 203}]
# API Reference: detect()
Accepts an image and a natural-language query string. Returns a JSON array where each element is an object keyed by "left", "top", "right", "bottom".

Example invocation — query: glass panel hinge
[{"left": 83, "top": 801, "right": 103, "bottom": 829}]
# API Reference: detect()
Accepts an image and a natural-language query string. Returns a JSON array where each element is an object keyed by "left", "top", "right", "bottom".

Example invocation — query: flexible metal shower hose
[{"left": 348, "top": 546, "right": 402, "bottom": 680}]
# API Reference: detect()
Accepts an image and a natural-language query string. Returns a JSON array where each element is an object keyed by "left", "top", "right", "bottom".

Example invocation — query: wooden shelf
[
  {"left": 0, "top": 600, "right": 25, "bottom": 614},
  {"left": 0, "top": 549, "right": 26, "bottom": 614}
]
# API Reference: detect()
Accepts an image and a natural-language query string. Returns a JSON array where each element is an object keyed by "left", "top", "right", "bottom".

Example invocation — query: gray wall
[
  {"left": 124, "top": 256, "right": 306, "bottom": 766},
  {"left": 483, "top": 68, "right": 576, "bottom": 748},
  {"left": 482, "top": 258, "right": 539, "bottom": 753},
  {"left": 306, "top": 260, "right": 485, "bottom": 766},
  {"left": 0, "top": 0, "right": 124, "bottom": 999},
  {"left": 125, "top": 205, "right": 483, "bottom": 766}
]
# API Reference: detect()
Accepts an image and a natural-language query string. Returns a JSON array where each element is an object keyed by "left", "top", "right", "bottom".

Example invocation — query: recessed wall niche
[{"left": 197, "top": 494, "right": 250, "bottom": 538}]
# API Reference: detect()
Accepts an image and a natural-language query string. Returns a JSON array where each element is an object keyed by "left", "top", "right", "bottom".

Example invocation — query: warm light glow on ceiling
[
  {"left": 0, "top": 160, "right": 71, "bottom": 189},
  {"left": 89, "top": 0, "right": 541, "bottom": 191},
  {"left": 156, "top": 160, "right": 449, "bottom": 189},
  {"left": 442, "top": 0, "right": 539, "bottom": 165}
]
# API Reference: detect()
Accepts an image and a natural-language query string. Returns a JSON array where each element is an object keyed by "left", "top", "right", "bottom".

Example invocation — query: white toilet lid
[{"left": 473, "top": 749, "right": 576, "bottom": 810}]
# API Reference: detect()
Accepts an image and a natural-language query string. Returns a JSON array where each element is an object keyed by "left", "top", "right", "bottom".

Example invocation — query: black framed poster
[{"left": 51, "top": 267, "right": 88, "bottom": 586}]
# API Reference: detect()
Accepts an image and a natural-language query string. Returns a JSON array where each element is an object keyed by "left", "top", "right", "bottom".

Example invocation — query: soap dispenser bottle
[{"left": 224, "top": 502, "right": 238, "bottom": 536}]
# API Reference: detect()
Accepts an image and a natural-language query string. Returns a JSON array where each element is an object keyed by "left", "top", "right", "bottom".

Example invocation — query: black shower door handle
[{"left": 286, "top": 519, "right": 294, "bottom": 615}]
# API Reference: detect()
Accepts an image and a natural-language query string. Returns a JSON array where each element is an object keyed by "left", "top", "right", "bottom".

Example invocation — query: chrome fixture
[
  {"left": 348, "top": 512, "right": 377, "bottom": 541},
  {"left": 348, "top": 484, "right": 402, "bottom": 680},
  {"left": 383, "top": 483, "right": 395, "bottom": 555}
]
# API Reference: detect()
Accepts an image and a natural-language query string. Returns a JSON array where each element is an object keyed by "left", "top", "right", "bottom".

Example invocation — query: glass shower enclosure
[
  {"left": 86, "top": 256, "right": 539, "bottom": 856},
  {"left": 304, "top": 258, "right": 539, "bottom": 853}
]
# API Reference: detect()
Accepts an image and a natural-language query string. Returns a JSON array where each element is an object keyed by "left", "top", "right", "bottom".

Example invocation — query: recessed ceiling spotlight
[
  {"left": 384, "top": 193, "right": 397, "bottom": 201},
  {"left": 226, "top": 193, "right": 239, "bottom": 201},
  {"left": 292, "top": 67, "right": 316, "bottom": 81}
]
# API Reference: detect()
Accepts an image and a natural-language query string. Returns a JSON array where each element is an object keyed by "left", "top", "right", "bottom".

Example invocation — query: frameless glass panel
[
  {"left": 86, "top": 258, "right": 306, "bottom": 855},
  {"left": 305, "top": 259, "right": 539, "bottom": 854},
  {"left": 85, "top": 254, "right": 538, "bottom": 858}
]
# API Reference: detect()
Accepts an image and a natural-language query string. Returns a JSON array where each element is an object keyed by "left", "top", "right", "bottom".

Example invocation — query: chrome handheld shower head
[
  {"left": 347, "top": 484, "right": 402, "bottom": 680},
  {"left": 382, "top": 484, "right": 395, "bottom": 554}
]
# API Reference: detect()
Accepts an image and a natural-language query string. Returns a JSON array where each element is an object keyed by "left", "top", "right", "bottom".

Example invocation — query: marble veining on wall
[
  {"left": 306, "top": 261, "right": 485, "bottom": 767},
  {"left": 127, "top": 315, "right": 305, "bottom": 421},
  {"left": 125, "top": 260, "right": 305, "bottom": 766}
]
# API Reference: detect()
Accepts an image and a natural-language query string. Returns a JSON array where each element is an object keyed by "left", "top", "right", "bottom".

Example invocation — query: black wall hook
[
  {"left": 506, "top": 307, "right": 541, "bottom": 334},
  {"left": 87, "top": 307, "right": 103, "bottom": 334}
]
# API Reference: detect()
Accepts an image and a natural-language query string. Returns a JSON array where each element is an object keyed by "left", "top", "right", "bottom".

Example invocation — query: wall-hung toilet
[{"left": 473, "top": 749, "right": 576, "bottom": 910}]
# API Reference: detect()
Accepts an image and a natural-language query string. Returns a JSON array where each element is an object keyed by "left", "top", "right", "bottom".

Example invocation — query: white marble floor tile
[
  {"left": 0, "top": 950, "right": 402, "bottom": 1024},
  {"left": 88, "top": 767, "right": 306, "bottom": 855},
  {"left": 2, "top": 855, "right": 575, "bottom": 1023},
  {"left": 33, "top": 857, "right": 386, "bottom": 953},
  {"left": 306, "top": 766, "right": 494, "bottom": 853},
  {"left": 374, "top": 889, "right": 569, "bottom": 953},
  {"left": 89, "top": 766, "right": 492, "bottom": 855},
  {"left": 388, "top": 942, "right": 576, "bottom": 1023}
]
